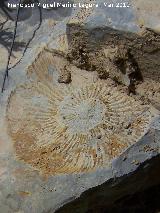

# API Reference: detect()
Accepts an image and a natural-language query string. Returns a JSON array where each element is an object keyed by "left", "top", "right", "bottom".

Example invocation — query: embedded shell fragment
[{"left": 7, "top": 77, "right": 153, "bottom": 175}]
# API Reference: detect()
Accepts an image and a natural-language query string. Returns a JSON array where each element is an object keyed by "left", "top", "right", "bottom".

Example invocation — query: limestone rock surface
[{"left": 0, "top": 1, "right": 160, "bottom": 212}]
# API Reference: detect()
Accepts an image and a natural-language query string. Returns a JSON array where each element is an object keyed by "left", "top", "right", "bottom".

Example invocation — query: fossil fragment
[
  {"left": 27, "top": 49, "right": 72, "bottom": 85},
  {"left": 6, "top": 79, "right": 154, "bottom": 175},
  {"left": 58, "top": 65, "right": 71, "bottom": 84}
]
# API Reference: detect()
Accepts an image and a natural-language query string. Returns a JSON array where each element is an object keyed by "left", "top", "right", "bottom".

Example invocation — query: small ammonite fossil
[{"left": 7, "top": 81, "right": 153, "bottom": 175}]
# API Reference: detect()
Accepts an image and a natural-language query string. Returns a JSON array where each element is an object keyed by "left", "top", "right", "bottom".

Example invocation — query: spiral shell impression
[{"left": 6, "top": 52, "right": 154, "bottom": 175}]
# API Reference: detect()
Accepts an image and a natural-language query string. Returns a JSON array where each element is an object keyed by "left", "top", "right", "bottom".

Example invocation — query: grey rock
[
  {"left": 84, "top": 0, "right": 160, "bottom": 33},
  {"left": 0, "top": 1, "right": 160, "bottom": 213}
]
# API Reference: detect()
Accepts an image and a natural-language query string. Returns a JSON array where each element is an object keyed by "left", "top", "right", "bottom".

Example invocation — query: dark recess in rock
[{"left": 55, "top": 155, "right": 160, "bottom": 213}]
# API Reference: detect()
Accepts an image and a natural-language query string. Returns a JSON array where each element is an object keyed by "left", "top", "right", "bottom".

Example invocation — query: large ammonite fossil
[{"left": 6, "top": 78, "right": 154, "bottom": 175}]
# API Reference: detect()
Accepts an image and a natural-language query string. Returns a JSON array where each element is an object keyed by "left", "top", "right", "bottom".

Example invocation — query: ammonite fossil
[{"left": 7, "top": 78, "right": 153, "bottom": 175}]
